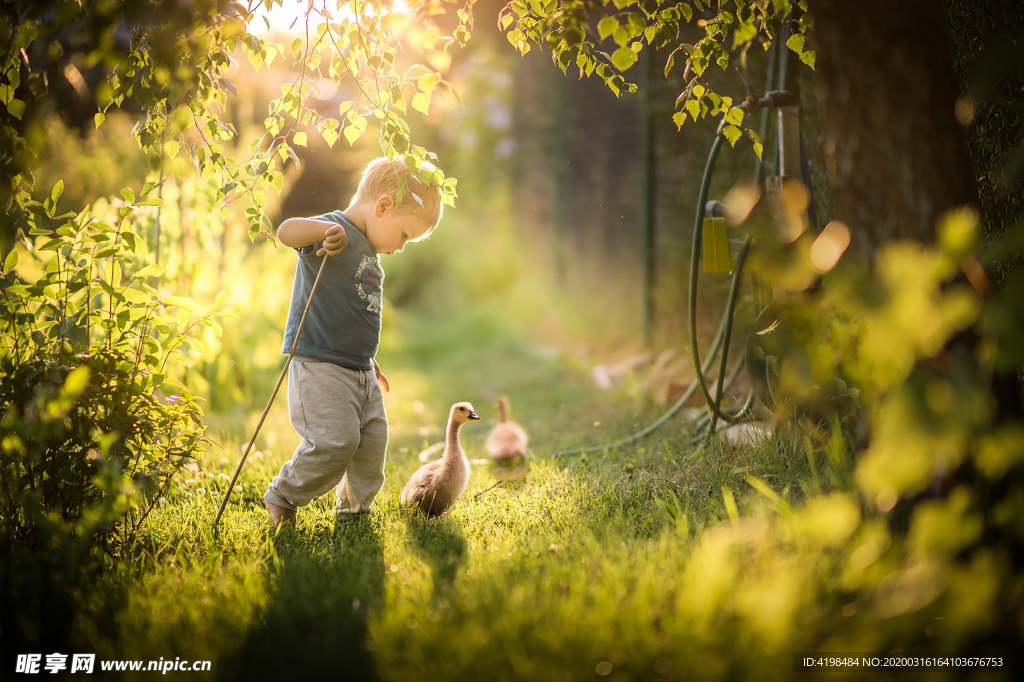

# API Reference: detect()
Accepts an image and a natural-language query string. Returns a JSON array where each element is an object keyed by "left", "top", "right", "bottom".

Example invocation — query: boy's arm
[
  {"left": 277, "top": 218, "right": 347, "bottom": 257},
  {"left": 372, "top": 359, "right": 390, "bottom": 393}
]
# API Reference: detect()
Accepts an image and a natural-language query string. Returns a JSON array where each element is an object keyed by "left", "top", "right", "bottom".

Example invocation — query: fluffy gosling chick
[
  {"left": 486, "top": 397, "right": 530, "bottom": 482},
  {"left": 401, "top": 402, "right": 480, "bottom": 516}
]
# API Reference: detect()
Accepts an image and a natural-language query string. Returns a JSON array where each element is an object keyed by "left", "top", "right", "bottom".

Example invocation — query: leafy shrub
[
  {"left": 0, "top": 181, "right": 231, "bottom": 549},
  {"left": 717, "top": 201, "right": 1024, "bottom": 658}
]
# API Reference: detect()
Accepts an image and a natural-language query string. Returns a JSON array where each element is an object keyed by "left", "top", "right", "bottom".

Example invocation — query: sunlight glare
[
  {"left": 809, "top": 220, "right": 851, "bottom": 273},
  {"left": 723, "top": 181, "right": 761, "bottom": 225},
  {"left": 248, "top": 0, "right": 411, "bottom": 37}
]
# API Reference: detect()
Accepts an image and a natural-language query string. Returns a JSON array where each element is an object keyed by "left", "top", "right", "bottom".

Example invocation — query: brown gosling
[
  {"left": 401, "top": 402, "right": 480, "bottom": 516},
  {"left": 486, "top": 397, "right": 530, "bottom": 482}
]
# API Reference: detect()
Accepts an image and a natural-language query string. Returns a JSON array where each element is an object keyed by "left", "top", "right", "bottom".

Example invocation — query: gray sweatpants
[{"left": 263, "top": 358, "right": 388, "bottom": 516}]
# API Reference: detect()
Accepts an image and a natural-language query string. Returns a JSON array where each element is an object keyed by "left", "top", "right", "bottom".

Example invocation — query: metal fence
[
  {"left": 510, "top": 27, "right": 765, "bottom": 349},
  {"left": 946, "top": 0, "right": 1024, "bottom": 284},
  {"left": 507, "top": 3, "right": 1022, "bottom": 348}
]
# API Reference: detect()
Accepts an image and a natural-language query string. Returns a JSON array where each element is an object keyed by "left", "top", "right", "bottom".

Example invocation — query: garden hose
[
  {"left": 545, "top": 280, "right": 738, "bottom": 459},
  {"left": 686, "top": 131, "right": 748, "bottom": 429},
  {"left": 539, "top": 30, "right": 796, "bottom": 461},
  {"left": 544, "top": 88, "right": 800, "bottom": 461}
]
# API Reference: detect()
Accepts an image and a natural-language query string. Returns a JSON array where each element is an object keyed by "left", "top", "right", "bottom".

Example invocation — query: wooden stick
[{"left": 213, "top": 255, "right": 330, "bottom": 529}]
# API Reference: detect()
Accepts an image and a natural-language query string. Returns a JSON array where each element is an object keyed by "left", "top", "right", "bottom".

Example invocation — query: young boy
[{"left": 263, "top": 157, "right": 442, "bottom": 526}]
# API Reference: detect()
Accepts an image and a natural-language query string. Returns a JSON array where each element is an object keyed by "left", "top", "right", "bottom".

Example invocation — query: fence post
[
  {"left": 639, "top": 49, "right": 656, "bottom": 347},
  {"left": 553, "top": 72, "right": 567, "bottom": 284}
]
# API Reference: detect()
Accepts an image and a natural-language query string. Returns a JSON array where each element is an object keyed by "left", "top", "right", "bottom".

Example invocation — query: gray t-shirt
[{"left": 280, "top": 211, "right": 384, "bottom": 371}]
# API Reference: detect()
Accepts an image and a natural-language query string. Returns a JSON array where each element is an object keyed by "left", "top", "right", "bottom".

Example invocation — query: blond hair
[{"left": 354, "top": 157, "right": 443, "bottom": 233}]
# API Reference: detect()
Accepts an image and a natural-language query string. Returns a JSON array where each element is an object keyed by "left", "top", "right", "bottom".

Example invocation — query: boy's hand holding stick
[{"left": 316, "top": 223, "right": 347, "bottom": 257}]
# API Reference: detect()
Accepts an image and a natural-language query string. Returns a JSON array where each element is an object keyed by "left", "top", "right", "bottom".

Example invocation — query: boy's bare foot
[{"left": 265, "top": 500, "right": 296, "bottom": 527}]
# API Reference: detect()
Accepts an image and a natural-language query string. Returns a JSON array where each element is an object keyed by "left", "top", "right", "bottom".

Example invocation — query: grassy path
[{"left": 87, "top": 301, "right": 812, "bottom": 681}]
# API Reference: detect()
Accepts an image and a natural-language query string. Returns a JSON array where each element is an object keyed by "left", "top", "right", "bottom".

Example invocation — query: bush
[{"left": 0, "top": 181, "right": 231, "bottom": 549}]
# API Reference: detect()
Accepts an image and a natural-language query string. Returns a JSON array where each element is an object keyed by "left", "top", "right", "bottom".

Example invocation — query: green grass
[
  {"left": 56, "top": 288, "right": 844, "bottom": 682},
  {"left": 3, "top": 203, "right": 912, "bottom": 680}
]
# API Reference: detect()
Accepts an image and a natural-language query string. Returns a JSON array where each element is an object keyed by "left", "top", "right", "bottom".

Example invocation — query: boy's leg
[
  {"left": 336, "top": 371, "right": 388, "bottom": 517},
  {"left": 265, "top": 500, "right": 296, "bottom": 526},
  {"left": 264, "top": 360, "right": 365, "bottom": 513}
]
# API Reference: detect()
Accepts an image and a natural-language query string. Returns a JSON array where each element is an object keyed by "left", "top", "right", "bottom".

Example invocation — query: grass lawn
[{"left": 58, "top": 292, "right": 845, "bottom": 682}]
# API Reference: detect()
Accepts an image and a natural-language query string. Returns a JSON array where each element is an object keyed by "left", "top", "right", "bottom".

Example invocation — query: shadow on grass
[
  {"left": 225, "top": 516, "right": 385, "bottom": 681},
  {"left": 0, "top": 539, "right": 126, "bottom": 663},
  {"left": 404, "top": 514, "right": 468, "bottom": 596}
]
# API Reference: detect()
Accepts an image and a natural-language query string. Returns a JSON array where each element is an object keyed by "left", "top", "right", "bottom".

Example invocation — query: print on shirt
[{"left": 351, "top": 254, "right": 383, "bottom": 314}]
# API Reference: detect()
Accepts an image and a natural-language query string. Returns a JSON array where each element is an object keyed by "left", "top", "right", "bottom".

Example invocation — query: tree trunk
[{"left": 809, "top": 0, "right": 977, "bottom": 255}]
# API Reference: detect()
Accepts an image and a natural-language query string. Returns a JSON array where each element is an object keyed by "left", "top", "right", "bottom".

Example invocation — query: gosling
[
  {"left": 401, "top": 402, "right": 480, "bottom": 516},
  {"left": 486, "top": 396, "right": 530, "bottom": 482}
]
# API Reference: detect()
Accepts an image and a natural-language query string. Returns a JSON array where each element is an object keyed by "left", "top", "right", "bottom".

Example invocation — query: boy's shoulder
[{"left": 311, "top": 210, "right": 347, "bottom": 225}]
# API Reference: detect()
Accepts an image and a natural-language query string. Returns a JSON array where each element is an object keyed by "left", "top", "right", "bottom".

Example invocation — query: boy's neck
[{"left": 342, "top": 199, "right": 371, "bottom": 235}]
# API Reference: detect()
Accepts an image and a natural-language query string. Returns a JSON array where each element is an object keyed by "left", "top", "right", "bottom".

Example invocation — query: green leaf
[
  {"left": 799, "top": 50, "right": 816, "bottom": 69},
  {"left": 611, "top": 47, "right": 638, "bottom": 71},
  {"left": 786, "top": 34, "right": 805, "bottom": 55},
  {"left": 725, "top": 107, "right": 744, "bottom": 126},
  {"left": 64, "top": 366, "right": 90, "bottom": 398},
  {"left": 672, "top": 111, "right": 687, "bottom": 129},
  {"left": 94, "top": 112, "right": 105, "bottom": 129},
  {"left": 685, "top": 98, "right": 700, "bottom": 121},
  {"left": 121, "top": 187, "right": 136, "bottom": 204},
  {"left": 747, "top": 128, "right": 763, "bottom": 159},
  {"left": 164, "top": 296, "right": 201, "bottom": 312},
  {"left": 293, "top": 131, "right": 308, "bottom": 147},
  {"left": 134, "top": 264, "right": 165, "bottom": 279},
  {"left": 613, "top": 26, "right": 631, "bottom": 48},
  {"left": 7, "top": 98, "right": 25, "bottom": 120},
  {"left": 723, "top": 124, "right": 742, "bottom": 146},
  {"left": 281, "top": 143, "right": 300, "bottom": 165},
  {"left": 417, "top": 73, "right": 442, "bottom": 96},
  {"left": 3, "top": 249, "right": 18, "bottom": 273},
  {"left": 732, "top": 21, "right": 758, "bottom": 48},
  {"left": 121, "top": 287, "right": 151, "bottom": 304},
  {"left": 411, "top": 92, "right": 431, "bottom": 115},
  {"left": 598, "top": 17, "right": 619, "bottom": 41}
]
